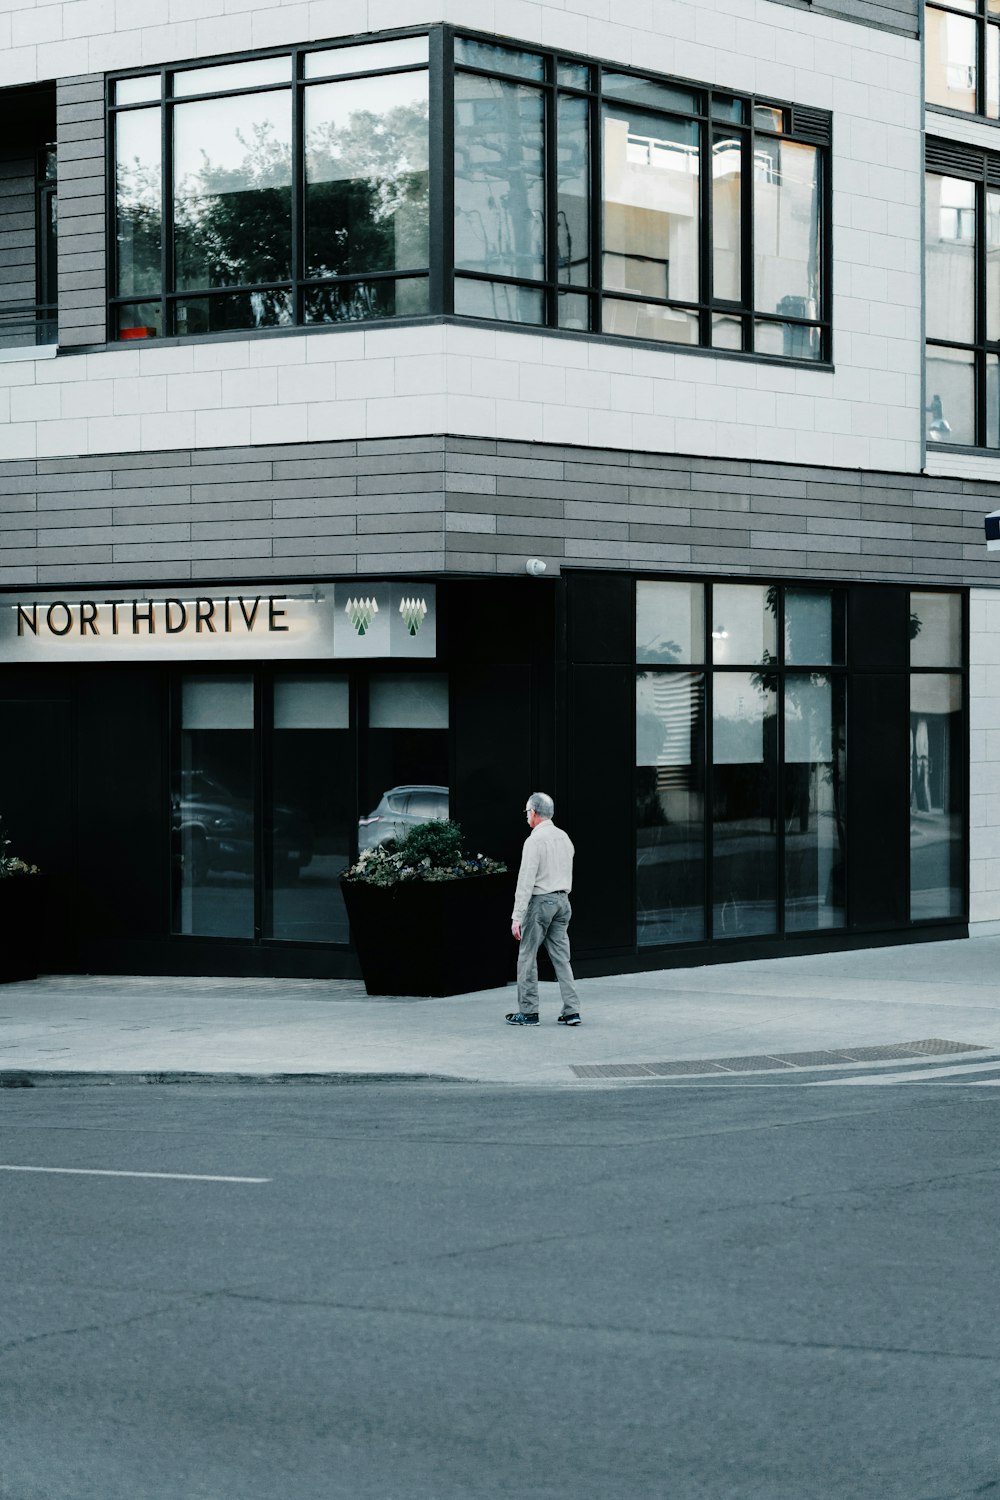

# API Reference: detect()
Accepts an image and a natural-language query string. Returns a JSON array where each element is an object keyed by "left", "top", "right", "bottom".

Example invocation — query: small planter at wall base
[
  {"left": 0, "top": 877, "right": 43, "bottom": 983},
  {"left": 341, "top": 873, "right": 516, "bottom": 997}
]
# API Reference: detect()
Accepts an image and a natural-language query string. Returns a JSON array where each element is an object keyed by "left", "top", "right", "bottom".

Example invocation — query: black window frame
[
  {"left": 106, "top": 24, "right": 832, "bottom": 365},
  {"left": 107, "top": 31, "right": 434, "bottom": 341},
  {"left": 925, "top": 0, "right": 1000, "bottom": 121},
  {"left": 632, "top": 575, "right": 969, "bottom": 956},
  {"left": 925, "top": 138, "right": 1000, "bottom": 451},
  {"left": 907, "top": 588, "right": 968, "bottom": 924},
  {"left": 635, "top": 578, "right": 849, "bottom": 949}
]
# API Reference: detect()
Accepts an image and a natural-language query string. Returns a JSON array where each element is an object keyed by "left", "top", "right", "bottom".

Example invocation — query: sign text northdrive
[{"left": 16, "top": 596, "right": 290, "bottom": 638}]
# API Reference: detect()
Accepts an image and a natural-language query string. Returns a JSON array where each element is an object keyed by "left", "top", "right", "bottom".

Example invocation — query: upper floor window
[
  {"left": 111, "top": 36, "right": 430, "bottom": 338},
  {"left": 926, "top": 1, "right": 1000, "bottom": 118},
  {"left": 452, "top": 41, "right": 828, "bottom": 358},
  {"left": 925, "top": 143, "right": 1000, "bottom": 446},
  {"left": 109, "top": 29, "right": 830, "bottom": 361}
]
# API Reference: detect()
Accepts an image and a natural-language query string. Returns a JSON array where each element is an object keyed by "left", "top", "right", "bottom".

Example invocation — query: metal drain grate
[
  {"left": 900, "top": 1038, "right": 985, "bottom": 1056},
  {"left": 570, "top": 1039, "right": 990, "bottom": 1080}
]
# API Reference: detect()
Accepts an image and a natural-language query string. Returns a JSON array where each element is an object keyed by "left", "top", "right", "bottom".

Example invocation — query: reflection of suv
[
  {"left": 172, "top": 771, "right": 313, "bottom": 881},
  {"left": 358, "top": 785, "right": 449, "bottom": 850}
]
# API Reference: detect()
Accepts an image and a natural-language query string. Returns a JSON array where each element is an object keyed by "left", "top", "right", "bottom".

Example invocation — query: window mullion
[
  {"left": 162, "top": 74, "right": 173, "bottom": 338},
  {"left": 593, "top": 73, "right": 603, "bottom": 334},
  {"left": 701, "top": 103, "right": 712, "bottom": 346},
  {"left": 431, "top": 25, "right": 454, "bottom": 316},
  {"left": 745, "top": 113, "right": 755, "bottom": 353},
  {"left": 545, "top": 62, "right": 558, "bottom": 328},
  {"left": 978, "top": 175, "right": 988, "bottom": 445},
  {"left": 291, "top": 53, "right": 303, "bottom": 324}
]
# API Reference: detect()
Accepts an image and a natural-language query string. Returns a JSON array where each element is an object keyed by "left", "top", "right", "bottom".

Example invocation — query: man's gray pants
[{"left": 517, "top": 891, "right": 580, "bottom": 1016}]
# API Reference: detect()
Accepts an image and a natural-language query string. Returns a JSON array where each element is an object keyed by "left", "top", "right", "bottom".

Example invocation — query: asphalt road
[{"left": 1, "top": 1080, "right": 997, "bottom": 1500}]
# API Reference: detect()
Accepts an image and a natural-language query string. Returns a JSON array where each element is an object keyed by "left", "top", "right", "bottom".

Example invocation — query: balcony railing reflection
[{"left": 0, "top": 300, "right": 57, "bottom": 350}]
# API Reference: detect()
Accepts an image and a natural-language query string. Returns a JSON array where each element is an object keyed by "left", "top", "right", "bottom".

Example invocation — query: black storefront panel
[{"left": 0, "top": 688, "right": 75, "bottom": 972}]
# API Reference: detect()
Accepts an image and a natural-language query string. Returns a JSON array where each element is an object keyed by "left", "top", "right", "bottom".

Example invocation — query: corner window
[
  {"left": 452, "top": 43, "right": 828, "bottom": 358},
  {"left": 109, "top": 29, "right": 829, "bottom": 360}
]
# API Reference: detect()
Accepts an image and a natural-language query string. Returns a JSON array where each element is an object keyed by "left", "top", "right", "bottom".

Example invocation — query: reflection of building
[{"left": 0, "top": 0, "right": 997, "bottom": 981}]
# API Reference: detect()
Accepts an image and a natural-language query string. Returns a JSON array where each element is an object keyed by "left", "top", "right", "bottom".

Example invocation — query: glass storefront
[
  {"left": 636, "top": 579, "right": 848, "bottom": 945},
  {"left": 172, "top": 667, "right": 450, "bottom": 948},
  {"left": 634, "top": 579, "right": 963, "bottom": 949},
  {"left": 910, "top": 592, "right": 964, "bottom": 920},
  {"left": 0, "top": 574, "right": 969, "bottom": 978},
  {"left": 269, "top": 675, "right": 352, "bottom": 944},
  {"left": 174, "top": 674, "right": 255, "bottom": 939}
]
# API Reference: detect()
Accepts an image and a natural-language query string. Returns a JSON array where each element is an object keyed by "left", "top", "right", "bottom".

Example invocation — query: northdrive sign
[{"left": 0, "top": 584, "right": 436, "bottom": 663}]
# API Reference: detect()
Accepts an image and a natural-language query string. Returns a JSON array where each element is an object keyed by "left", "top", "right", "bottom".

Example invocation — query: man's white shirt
[{"left": 511, "top": 821, "right": 575, "bottom": 924}]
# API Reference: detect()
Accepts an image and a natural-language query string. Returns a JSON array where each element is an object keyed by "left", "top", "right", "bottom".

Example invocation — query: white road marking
[
  {"left": 806, "top": 1059, "right": 1000, "bottom": 1086},
  {"left": 0, "top": 1164, "right": 270, "bottom": 1183}
]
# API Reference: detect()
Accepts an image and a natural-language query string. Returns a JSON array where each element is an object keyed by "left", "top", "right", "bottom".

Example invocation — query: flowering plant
[
  {"left": 0, "top": 817, "right": 40, "bottom": 879},
  {"left": 342, "top": 819, "right": 506, "bottom": 888}
]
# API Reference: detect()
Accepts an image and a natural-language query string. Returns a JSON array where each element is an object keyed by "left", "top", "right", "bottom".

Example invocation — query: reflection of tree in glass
[
  {"left": 454, "top": 81, "right": 544, "bottom": 276},
  {"left": 117, "top": 98, "right": 430, "bottom": 319},
  {"left": 116, "top": 155, "right": 161, "bottom": 296},
  {"left": 636, "top": 638, "right": 683, "bottom": 664},
  {"left": 306, "top": 100, "right": 430, "bottom": 282},
  {"left": 174, "top": 120, "right": 292, "bottom": 304}
]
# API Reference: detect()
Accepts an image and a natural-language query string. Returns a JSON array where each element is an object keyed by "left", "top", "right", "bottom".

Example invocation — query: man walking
[{"left": 506, "top": 793, "right": 582, "bottom": 1027}]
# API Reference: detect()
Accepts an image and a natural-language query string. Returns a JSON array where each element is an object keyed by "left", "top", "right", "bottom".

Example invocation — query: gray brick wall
[
  {"left": 55, "top": 75, "right": 106, "bottom": 350},
  {"left": 772, "top": 0, "right": 918, "bottom": 33},
  {"left": 0, "top": 435, "right": 996, "bottom": 590},
  {"left": 0, "top": 153, "right": 36, "bottom": 350}
]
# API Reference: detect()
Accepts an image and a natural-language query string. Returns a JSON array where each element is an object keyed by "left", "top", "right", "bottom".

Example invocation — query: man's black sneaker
[
  {"left": 505, "top": 1012, "right": 539, "bottom": 1025},
  {"left": 557, "top": 1013, "right": 582, "bottom": 1026}
]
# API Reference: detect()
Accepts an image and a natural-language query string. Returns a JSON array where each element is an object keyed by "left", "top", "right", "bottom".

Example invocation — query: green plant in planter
[
  {"left": 341, "top": 819, "right": 513, "bottom": 996},
  {"left": 0, "top": 816, "right": 39, "bottom": 878},
  {"left": 343, "top": 819, "right": 507, "bottom": 888}
]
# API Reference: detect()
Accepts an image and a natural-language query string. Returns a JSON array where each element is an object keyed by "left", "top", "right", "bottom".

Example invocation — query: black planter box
[
  {"left": 0, "top": 877, "right": 43, "bottom": 983},
  {"left": 341, "top": 873, "right": 516, "bottom": 997}
]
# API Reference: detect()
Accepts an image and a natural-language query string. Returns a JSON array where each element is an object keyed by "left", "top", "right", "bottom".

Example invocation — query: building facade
[{"left": 0, "top": 0, "right": 996, "bottom": 979}]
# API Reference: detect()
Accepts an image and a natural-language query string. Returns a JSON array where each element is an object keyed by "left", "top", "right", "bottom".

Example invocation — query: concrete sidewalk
[{"left": 2, "top": 936, "right": 1000, "bottom": 1086}]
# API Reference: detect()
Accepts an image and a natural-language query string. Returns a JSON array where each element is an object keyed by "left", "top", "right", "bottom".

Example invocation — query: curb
[{"left": 0, "top": 1070, "right": 469, "bottom": 1089}]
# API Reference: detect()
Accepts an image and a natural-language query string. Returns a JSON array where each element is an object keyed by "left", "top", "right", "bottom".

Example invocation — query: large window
[
  {"left": 636, "top": 580, "right": 846, "bottom": 947},
  {"left": 636, "top": 580, "right": 968, "bottom": 949},
  {"left": 910, "top": 592, "right": 964, "bottom": 920},
  {"left": 170, "top": 667, "right": 449, "bottom": 947},
  {"left": 112, "top": 38, "right": 430, "bottom": 338},
  {"left": 110, "top": 30, "right": 829, "bottom": 359},
  {"left": 926, "top": 2, "right": 1000, "bottom": 118},
  {"left": 925, "top": 156, "right": 1000, "bottom": 448},
  {"left": 452, "top": 40, "right": 827, "bottom": 355}
]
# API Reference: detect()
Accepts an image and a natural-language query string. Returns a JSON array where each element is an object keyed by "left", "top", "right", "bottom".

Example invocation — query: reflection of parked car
[
  {"left": 172, "top": 771, "right": 313, "bottom": 881},
  {"left": 358, "top": 785, "right": 449, "bottom": 850}
]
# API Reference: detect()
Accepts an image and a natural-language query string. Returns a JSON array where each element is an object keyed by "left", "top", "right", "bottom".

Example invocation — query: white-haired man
[{"left": 506, "top": 792, "right": 581, "bottom": 1027}]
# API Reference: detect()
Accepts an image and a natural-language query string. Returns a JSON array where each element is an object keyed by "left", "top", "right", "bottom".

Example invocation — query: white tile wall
[
  {"left": 0, "top": 0, "right": 924, "bottom": 469},
  {"left": 969, "top": 587, "right": 1000, "bottom": 935},
  {"left": 0, "top": 310, "right": 920, "bottom": 467}
]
